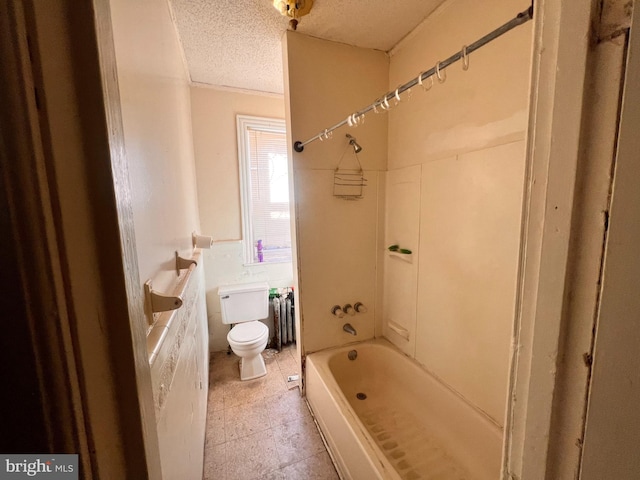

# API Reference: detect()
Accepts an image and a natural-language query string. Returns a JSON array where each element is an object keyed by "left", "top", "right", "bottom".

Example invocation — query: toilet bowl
[
  {"left": 227, "top": 320, "right": 269, "bottom": 380},
  {"left": 218, "top": 282, "right": 270, "bottom": 381}
]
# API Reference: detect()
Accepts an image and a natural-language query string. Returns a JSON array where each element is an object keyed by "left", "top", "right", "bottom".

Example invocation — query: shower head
[{"left": 345, "top": 134, "right": 363, "bottom": 154}]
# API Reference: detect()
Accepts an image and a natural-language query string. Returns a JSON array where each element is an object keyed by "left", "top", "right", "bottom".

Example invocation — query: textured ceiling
[{"left": 169, "top": 0, "right": 448, "bottom": 94}]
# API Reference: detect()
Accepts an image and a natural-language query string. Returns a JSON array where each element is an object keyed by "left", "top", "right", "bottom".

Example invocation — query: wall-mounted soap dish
[{"left": 387, "top": 251, "right": 413, "bottom": 263}]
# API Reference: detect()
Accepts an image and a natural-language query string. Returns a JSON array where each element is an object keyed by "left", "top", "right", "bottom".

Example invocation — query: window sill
[{"left": 243, "top": 260, "right": 293, "bottom": 267}]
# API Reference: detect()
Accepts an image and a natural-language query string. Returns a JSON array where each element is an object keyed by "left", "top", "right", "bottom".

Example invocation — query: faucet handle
[
  {"left": 354, "top": 302, "right": 368, "bottom": 313},
  {"left": 343, "top": 304, "right": 356, "bottom": 316},
  {"left": 331, "top": 305, "right": 345, "bottom": 318}
]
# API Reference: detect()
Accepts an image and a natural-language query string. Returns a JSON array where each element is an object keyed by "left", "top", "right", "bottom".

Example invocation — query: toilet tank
[{"left": 218, "top": 282, "right": 269, "bottom": 324}]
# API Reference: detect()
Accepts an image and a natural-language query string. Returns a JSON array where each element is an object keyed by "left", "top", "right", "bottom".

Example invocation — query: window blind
[{"left": 247, "top": 127, "right": 291, "bottom": 263}]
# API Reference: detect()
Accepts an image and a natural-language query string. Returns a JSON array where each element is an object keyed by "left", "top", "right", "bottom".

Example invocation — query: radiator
[{"left": 270, "top": 289, "right": 295, "bottom": 351}]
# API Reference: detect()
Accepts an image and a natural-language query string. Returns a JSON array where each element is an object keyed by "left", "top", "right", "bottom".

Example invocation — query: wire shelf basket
[
  {"left": 333, "top": 145, "right": 367, "bottom": 200},
  {"left": 333, "top": 169, "right": 367, "bottom": 199}
]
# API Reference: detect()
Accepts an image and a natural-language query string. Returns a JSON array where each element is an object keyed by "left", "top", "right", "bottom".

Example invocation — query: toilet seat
[
  {"left": 226, "top": 321, "right": 269, "bottom": 380},
  {"left": 228, "top": 321, "right": 268, "bottom": 347}
]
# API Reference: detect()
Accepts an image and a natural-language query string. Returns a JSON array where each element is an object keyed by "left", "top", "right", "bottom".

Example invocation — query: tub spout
[{"left": 343, "top": 323, "right": 357, "bottom": 336}]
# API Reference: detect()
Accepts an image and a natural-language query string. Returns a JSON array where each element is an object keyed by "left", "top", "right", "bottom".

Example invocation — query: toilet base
[{"left": 239, "top": 354, "right": 267, "bottom": 381}]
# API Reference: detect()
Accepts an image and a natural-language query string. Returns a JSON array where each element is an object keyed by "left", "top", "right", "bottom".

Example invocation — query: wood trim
[
  {"left": 236, "top": 114, "right": 288, "bottom": 264},
  {"left": 91, "top": 0, "right": 162, "bottom": 476},
  {"left": 580, "top": 3, "right": 640, "bottom": 477},
  {"left": 503, "top": 0, "right": 599, "bottom": 478},
  {"left": 0, "top": 0, "right": 161, "bottom": 477},
  {"left": 0, "top": 0, "right": 89, "bottom": 460}
]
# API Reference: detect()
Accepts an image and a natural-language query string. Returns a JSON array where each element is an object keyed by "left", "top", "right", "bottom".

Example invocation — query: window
[{"left": 237, "top": 115, "right": 291, "bottom": 264}]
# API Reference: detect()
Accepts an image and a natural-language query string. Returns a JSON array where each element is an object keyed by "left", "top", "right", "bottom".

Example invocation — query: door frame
[
  {"left": 504, "top": 0, "right": 636, "bottom": 478},
  {"left": 4, "top": 0, "right": 633, "bottom": 477},
  {"left": 579, "top": 2, "right": 640, "bottom": 477},
  {"left": 0, "top": 0, "right": 161, "bottom": 478}
]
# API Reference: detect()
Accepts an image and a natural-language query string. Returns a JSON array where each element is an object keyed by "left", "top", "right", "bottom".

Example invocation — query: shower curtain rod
[{"left": 293, "top": 5, "right": 533, "bottom": 153}]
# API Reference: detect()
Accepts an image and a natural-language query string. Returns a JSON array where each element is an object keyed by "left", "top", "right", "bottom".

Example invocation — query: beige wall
[
  {"left": 385, "top": 0, "right": 531, "bottom": 424},
  {"left": 388, "top": 0, "right": 531, "bottom": 167},
  {"left": 284, "top": 32, "right": 389, "bottom": 353},
  {"left": 190, "top": 86, "right": 293, "bottom": 351},
  {"left": 190, "top": 86, "right": 286, "bottom": 241},
  {"left": 109, "top": 0, "right": 207, "bottom": 477},
  {"left": 111, "top": 0, "right": 201, "bottom": 295}
]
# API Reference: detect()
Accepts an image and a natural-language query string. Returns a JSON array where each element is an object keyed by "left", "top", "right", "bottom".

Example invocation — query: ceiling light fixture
[{"left": 272, "top": 0, "right": 314, "bottom": 30}]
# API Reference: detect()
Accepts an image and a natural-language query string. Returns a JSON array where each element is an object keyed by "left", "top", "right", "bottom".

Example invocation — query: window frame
[{"left": 236, "top": 114, "right": 290, "bottom": 266}]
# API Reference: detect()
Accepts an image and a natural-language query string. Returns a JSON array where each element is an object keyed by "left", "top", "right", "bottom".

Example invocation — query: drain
[
  {"left": 356, "top": 392, "right": 367, "bottom": 400},
  {"left": 348, "top": 350, "right": 357, "bottom": 360}
]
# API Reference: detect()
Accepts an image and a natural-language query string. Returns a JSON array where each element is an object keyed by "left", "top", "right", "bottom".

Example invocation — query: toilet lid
[{"left": 228, "top": 321, "right": 268, "bottom": 344}]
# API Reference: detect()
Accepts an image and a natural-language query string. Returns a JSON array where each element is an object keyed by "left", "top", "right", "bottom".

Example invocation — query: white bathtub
[{"left": 306, "top": 339, "right": 502, "bottom": 480}]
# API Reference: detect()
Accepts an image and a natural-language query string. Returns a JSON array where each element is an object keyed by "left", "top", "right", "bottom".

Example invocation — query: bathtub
[{"left": 305, "top": 339, "right": 502, "bottom": 480}]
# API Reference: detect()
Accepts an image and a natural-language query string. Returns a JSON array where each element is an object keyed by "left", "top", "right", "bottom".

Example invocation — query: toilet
[{"left": 218, "top": 282, "right": 270, "bottom": 381}]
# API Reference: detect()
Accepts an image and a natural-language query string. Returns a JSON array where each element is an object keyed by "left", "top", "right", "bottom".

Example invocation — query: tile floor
[{"left": 203, "top": 345, "right": 339, "bottom": 480}]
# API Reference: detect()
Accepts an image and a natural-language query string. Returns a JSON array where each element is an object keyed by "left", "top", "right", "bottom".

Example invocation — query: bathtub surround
[
  {"left": 283, "top": 32, "right": 389, "bottom": 354},
  {"left": 385, "top": 0, "right": 531, "bottom": 425},
  {"left": 387, "top": 1, "right": 531, "bottom": 168},
  {"left": 382, "top": 166, "right": 421, "bottom": 357},
  {"left": 285, "top": 0, "right": 531, "bottom": 429},
  {"left": 414, "top": 141, "right": 525, "bottom": 423}
]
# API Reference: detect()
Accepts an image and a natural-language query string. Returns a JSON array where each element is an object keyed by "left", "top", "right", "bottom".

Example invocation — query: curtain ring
[
  {"left": 394, "top": 87, "right": 401, "bottom": 105},
  {"left": 358, "top": 113, "right": 365, "bottom": 125},
  {"left": 347, "top": 115, "right": 354, "bottom": 127},
  {"left": 462, "top": 45, "right": 469, "bottom": 71},
  {"left": 436, "top": 61, "right": 446, "bottom": 83},
  {"left": 418, "top": 72, "right": 433, "bottom": 91},
  {"left": 352, "top": 113, "right": 360, "bottom": 126},
  {"left": 383, "top": 96, "right": 390, "bottom": 110},
  {"left": 373, "top": 102, "right": 379, "bottom": 114}
]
